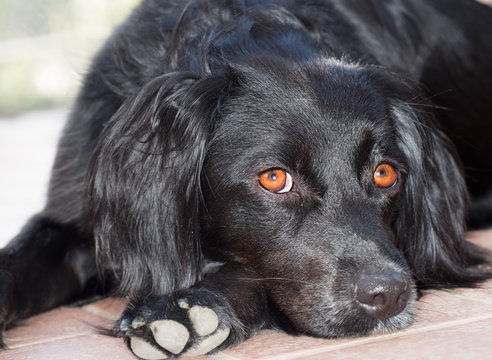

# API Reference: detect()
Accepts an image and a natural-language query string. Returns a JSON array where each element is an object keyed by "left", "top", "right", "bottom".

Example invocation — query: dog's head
[
  {"left": 90, "top": 55, "right": 482, "bottom": 337},
  {"left": 201, "top": 57, "right": 419, "bottom": 336}
]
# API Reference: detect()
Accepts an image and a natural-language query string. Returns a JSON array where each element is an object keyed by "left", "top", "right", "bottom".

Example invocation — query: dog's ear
[
  {"left": 391, "top": 102, "right": 491, "bottom": 288},
  {"left": 88, "top": 71, "right": 231, "bottom": 297}
]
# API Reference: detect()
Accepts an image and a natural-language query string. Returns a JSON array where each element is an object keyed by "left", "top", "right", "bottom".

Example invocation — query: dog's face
[{"left": 202, "top": 58, "right": 417, "bottom": 336}]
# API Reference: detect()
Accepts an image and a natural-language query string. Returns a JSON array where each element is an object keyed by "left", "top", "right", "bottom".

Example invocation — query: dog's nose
[{"left": 355, "top": 269, "right": 411, "bottom": 320}]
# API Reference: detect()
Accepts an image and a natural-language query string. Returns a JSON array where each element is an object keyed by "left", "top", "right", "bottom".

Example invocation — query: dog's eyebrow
[{"left": 354, "top": 129, "right": 376, "bottom": 171}]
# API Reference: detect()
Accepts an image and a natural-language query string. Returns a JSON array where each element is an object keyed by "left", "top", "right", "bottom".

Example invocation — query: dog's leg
[
  {"left": 0, "top": 216, "right": 97, "bottom": 347},
  {"left": 119, "top": 262, "right": 272, "bottom": 359}
]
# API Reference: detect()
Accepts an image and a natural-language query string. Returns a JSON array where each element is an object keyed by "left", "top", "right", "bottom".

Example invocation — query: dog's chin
[
  {"left": 283, "top": 294, "right": 417, "bottom": 339},
  {"left": 370, "top": 301, "right": 416, "bottom": 335}
]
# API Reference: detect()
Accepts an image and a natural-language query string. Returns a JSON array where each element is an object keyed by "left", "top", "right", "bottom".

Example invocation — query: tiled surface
[
  {"left": 2, "top": 230, "right": 492, "bottom": 360},
  {"left": 4, "top": 307, "right": 113, "bottom": 349}
]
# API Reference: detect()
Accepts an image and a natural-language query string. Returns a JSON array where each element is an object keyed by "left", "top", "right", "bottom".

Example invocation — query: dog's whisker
[
  {"left": 405, "top": 88, "right": 453, "bottom": 104},
  {"left": 405, "top": 102, "right": 449, "bottom": 111},
  {"left": 238, "top": 277, "right": 316, "bottom": 286}
]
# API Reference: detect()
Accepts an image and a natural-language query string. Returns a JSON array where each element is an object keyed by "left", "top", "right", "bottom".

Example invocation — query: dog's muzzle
[{"left": 354, "top": 268, "right": 412, "bottom": 320}]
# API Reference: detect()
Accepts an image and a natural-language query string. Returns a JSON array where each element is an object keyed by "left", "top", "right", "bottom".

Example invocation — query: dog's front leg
[
  {"left": 0, "top": 216, "right": 97, "bottom": 347},
  {"left": 119, "top": 262, "right": 272, "bottom": 359}
]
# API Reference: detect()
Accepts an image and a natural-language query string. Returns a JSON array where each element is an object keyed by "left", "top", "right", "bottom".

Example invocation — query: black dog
[{"left": 1, "top": 0, "right": 492, "bottom": 358}]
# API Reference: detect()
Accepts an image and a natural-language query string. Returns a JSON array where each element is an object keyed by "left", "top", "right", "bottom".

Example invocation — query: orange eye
[
  {"left": 374, "top": 164, "right": 399, "bottom": 188},
  {"left": 258, "top": 169, "right": 293, "bottom": 193}
]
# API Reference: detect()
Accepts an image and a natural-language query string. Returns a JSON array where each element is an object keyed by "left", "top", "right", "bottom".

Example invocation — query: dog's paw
[{"left": 119, "top": 290, "right": 237, "bottom": 359}]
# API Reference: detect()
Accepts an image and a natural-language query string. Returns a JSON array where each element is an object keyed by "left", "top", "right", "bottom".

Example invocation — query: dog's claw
[
  {"left": 177, "top": 298, "right": 190, "bottom": 309},
  {"left": 119, "top": 318, "right": 130, "bottom": 331},
  {"left": 132, "top": 317, "right": 146, "bottom": 329}
]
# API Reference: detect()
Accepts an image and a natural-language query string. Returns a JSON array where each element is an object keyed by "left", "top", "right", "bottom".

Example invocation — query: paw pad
[
  {"left": 123, "top": 299, "right": 231, "bottom": 359},
  {"left": 183, "top": 327, "right": 230, "bottom": 357},
  {"left": 150, "top": 320, "right": 190, "bottom": 354},
  {"left": 188, "top": 305, "right": 219, "bottom": 336},
  {"left": 130, "top": 337, "right": 167, "bottom": 360}
]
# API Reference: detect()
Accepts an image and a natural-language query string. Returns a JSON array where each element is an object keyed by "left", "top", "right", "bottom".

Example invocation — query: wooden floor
[{"left": 2, "top": 230, "right": 492, "bottom": 360}]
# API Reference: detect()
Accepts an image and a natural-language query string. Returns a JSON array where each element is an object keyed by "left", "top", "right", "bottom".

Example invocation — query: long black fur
[{"left": 1, "top": 0, "right": 492, "bottom": 355}]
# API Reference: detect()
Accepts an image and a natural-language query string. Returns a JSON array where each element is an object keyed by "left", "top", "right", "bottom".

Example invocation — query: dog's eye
[
  {"left": 373, "top": 164, "right": 399, "bottom": 188},
  {"left": 258, "top": 169, "right": 293, "bottom": 193}
]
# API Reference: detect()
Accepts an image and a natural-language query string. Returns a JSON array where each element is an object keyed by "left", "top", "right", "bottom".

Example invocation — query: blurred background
[
  {"left": 0, "top": 0, "right": 138, "bottom": 115},
  {"left": 0, "top": 0, "right": 138, "bottom": 245}
]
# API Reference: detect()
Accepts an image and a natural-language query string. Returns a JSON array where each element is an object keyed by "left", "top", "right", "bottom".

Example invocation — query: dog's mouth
[
  {"left": 270, "top": 268, "right": 417, "bottom": 338},
  {"left": 295, "top": 291, "right": 417, "bottom": 338},
  {"left": 369, "top": 298, "right": 416, "bottom": 335}
]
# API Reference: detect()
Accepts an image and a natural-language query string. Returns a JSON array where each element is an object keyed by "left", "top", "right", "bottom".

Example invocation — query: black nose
[{"left": 355, "top": 269, "right": 411, "bottom": 320}]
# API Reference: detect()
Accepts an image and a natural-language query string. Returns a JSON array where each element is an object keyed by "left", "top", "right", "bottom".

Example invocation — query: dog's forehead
[{"left": 214, "top": 59, "right": 391, "bottom": 165}]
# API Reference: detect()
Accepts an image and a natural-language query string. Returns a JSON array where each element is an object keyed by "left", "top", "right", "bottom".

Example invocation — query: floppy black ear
[
  {"left": 88, "top": 71, "right": 231, "bottom": 297},
  {"left": 391, "top": 101, "right": 491, "bottom": 288}
]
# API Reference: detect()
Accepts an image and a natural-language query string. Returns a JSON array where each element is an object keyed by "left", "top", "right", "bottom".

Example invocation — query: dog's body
[{"left": 1, "top": 0, "right": 492, "bottom": 358}]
